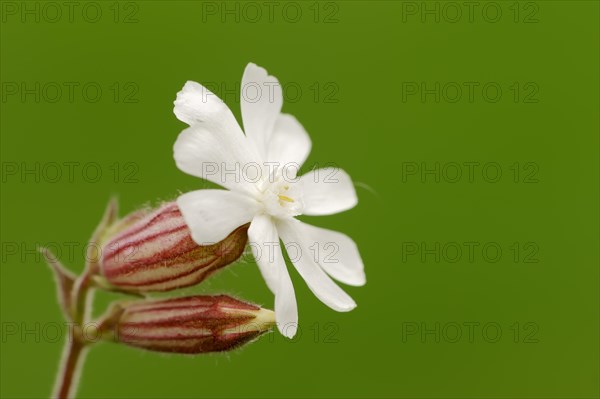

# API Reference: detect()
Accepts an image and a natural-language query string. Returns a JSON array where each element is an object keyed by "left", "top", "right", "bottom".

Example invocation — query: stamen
[{"left": 278, "top": 195, "right": 294, "bottom": 203}]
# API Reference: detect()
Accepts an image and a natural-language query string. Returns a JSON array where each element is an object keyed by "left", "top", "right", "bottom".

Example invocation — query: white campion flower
[{"left": 172, "top": 63, "right": 365, "bottom": 338}]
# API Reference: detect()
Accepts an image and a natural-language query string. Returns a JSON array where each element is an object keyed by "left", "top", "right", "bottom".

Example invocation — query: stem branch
[{"left": 51, "top": 198, "right": 119, "bottom": 398}]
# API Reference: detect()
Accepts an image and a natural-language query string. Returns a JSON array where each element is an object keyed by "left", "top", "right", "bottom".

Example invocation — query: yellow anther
[{"left": 278, "top": 195, "right": 294, "bottom": 203}]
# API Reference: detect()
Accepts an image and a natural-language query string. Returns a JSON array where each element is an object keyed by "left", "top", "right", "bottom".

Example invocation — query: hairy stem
[
  {"left": 51, "top": 198, "right": 120, "bottom": 398},
  {"left": 53, "top": 334, "right": 86, "bottom": 399},
  {"left": 71, "top": 274, "right": 92, "bottom": 325},
  {"left": 54, "top": 267, "right": 94, "bottom": 399}
]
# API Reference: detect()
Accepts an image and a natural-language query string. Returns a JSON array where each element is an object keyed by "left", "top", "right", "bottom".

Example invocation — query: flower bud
[
  {"left": 113, "top": 295, "right": 274, "bottom": 354},
  {"left": 100, "top": 202, "right": 248, "bottom": 292}
]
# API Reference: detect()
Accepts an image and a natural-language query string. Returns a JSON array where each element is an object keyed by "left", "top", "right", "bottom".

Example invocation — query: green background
[{"left": 1, "top": 1, "right": 598, "bottom": 398}]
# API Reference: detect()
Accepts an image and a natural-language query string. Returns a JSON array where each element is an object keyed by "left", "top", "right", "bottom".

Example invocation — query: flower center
[{"left": 256, "top": 171, "right": 303, "bottom": 219}]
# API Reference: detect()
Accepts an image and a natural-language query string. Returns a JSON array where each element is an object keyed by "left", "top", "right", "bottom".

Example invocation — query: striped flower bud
[
  {"left": 100, "top": 202, "right": 248, "bottom": 292},
  {"left": 112, "top": 295, "right": 274, "bottom": 354}
]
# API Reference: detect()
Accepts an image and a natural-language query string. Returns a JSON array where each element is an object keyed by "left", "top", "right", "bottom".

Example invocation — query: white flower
[{"left": 172, "top": 63, "right": 365, "bottom": 338}]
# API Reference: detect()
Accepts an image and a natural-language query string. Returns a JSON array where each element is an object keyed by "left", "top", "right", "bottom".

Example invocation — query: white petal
[
  {"left": 174, "top": 81, "right": 242, "bottom": 133},
  {"left": 266, "top": 114, "right": 312, "bottom": 168},
  {"left": 274, "top": 263, "right": 298, "bottom": 338},
  {"left": 177, "top": 189, "right": 259, "bottom": 245},
  {"left": 248, "top": 215, "right": 280, "bottom": 294},
  {"left": 173, "top": 125, "right": 260, "bottom": 193},
  {"left": 293, "top": 222, "right": 365, "bottom": 286},
  {"left": 299, "top": 168, "right": 358, "bottom": 216},
  {"left": 248, "top": 215, "right": 298, "bottom": 338},
  {"left": 241, "top": 63, "right": 283, "bottom": 159},
  {"left": 278, "top": 219, "right": 357, "bottom": 312}
]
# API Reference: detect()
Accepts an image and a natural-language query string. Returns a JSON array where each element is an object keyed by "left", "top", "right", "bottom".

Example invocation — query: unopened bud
[
  {"left": 100, "top": 202, "right": 248, "bottom": 292},
  {"left": 113, "top": 295, "right": 274, "bottom": 354}
]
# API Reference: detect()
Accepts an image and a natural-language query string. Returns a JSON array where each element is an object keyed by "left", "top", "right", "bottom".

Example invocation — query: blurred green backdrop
[{"left": 1, "top": 1, "right": 598, "bottom": 398}]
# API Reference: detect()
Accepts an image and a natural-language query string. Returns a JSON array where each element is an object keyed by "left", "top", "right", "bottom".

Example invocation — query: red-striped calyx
[
  {"left": 112, "top": 295, "right": 274, "bottom": 354},
  {"left": 100, "top": 202, "right": 248, "bottom": 292}
]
